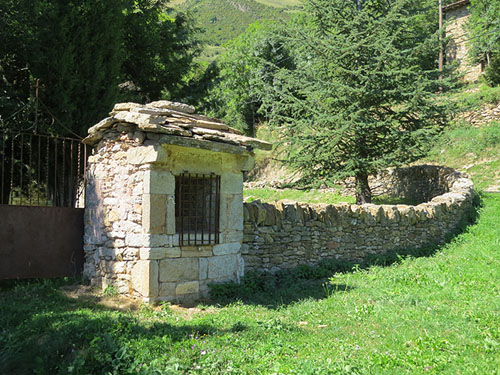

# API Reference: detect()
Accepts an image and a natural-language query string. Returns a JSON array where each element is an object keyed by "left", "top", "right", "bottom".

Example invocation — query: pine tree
[{"left": 264, "top": 0, "right": 449, "bottom": 204}]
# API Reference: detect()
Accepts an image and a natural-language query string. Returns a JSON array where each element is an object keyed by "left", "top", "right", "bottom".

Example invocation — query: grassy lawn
[{"left": 1, "top": 194, "right": 499, "bottom": 374}]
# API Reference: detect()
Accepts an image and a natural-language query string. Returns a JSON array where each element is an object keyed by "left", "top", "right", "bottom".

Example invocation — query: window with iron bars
[{"left": 175, "top": 173, "right": 220, "bottom": 246}]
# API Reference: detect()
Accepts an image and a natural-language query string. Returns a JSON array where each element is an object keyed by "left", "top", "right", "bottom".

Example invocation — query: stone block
[
  {"left": 127, "top": 145, "right": 166, "bottom": 165},
  {"left": 166, "top": 195, "right": 176, "bottom": 234},
  {"left": 142, "top": 194, "right": 167, "bottom": 234},
  {"left": 159, "top": 258, "right": 198, "bottom": 282},
  {"left": 125, "top": 233, "right": 150, "bottom": 247},
  {"left": 221, "top": 173, "right": 243, "bottom": 194},
  {"left": 208, "top": 255, "right": 238, "bottom": 280},
  {"left": 143, "top": 170, "right": 175, "bottom": 195},
  {"left": 181, "top": 247, "right": 213, "bottom": 257},
  {"left": 220, "top": 194, "right": 243, "bottom": 231},
  {"left": 213, "top": 242, "right": 240, "bottom": 256},
  {"left": 222, "top": 231, "right": 243, "bottom": 243},
  {"left": 176, "top": 281, "right": 199, "bottom": 295},
  {"left": 158, "top": 282, "right": 176, "bottom": 297},
  {"left": 131, "top": 260, "right": 158, "bottom": 298},
  {"left": 199, "top": 258, "right": 208, "bottom": 279},
  {"left": 140, "top": 247, "right": 181, "bottom": 260}
]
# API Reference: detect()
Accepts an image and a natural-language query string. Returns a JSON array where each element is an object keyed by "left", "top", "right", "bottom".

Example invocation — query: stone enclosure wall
[{"left": 242, "top": 166, "right": 475, "bottom": 273}]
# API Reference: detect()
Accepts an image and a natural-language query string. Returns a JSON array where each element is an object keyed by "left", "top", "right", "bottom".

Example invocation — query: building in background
[{"left": 443, "top": 0, "right": 484, "bottom": 81}]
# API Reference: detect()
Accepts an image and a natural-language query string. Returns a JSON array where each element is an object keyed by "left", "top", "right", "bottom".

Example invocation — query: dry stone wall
[{"left": 242, "top": 166, "right": 475, "bottom": 273}]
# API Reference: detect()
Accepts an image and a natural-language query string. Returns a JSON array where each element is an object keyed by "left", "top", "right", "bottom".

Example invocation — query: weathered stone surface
[
  {"left": 207, "top": 255, "right": 238, "bottom": 280},
  {"left": 181, "top": 247, "right": 213, "bottom": 258},
  {"left": 142, "top": 194, "right": 167, "bottom": 234},
  {"left": 148, "top": 100, "right": 196, "bottom": 113},
  {"left": 213, "top": 242, "right": 240, "bottom": 256},
  {"left": 140, "top": 247, "right": 181, "bottom": 260},
  {"left": 144, "top": 170, "right": 175, "bottom": 195},
  {"left": 125, "top": 233, "right": 150, "bottom": 247},
  {"left": 176, "top": 281, "right": 199, "bottom": 295},
  {"left": 131, "top": 260, "right": 158, "bottom": 298},
  {"left": 159, "top": 258, "right": 198, "bottom": 282}
]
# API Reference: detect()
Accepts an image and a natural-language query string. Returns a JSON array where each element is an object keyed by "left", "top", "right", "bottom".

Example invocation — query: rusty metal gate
[{"left": 0, "top": 130, "right": 88, "bottom": 279}]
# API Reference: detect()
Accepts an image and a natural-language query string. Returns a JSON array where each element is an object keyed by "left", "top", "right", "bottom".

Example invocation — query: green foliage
[
  {"left": 467, "top": 0, "right": 500, "bottom": 85},
  {"left": 484, "top": 54, "right": 500, "bottom": 86},
  {"left": 207, "top": 21, "right": 295, "bottom": 134},
  {"left": 0, "top": 0, "right": 199, "bottom": 137},
  {"left": 262, "top": 0, "right": 450, "bottom": 203},
  {"left": 120, "top": 2, "right": 200, "bottom": 103}
]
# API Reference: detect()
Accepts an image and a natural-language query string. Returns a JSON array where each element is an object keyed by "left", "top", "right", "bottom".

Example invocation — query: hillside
[{"left": 172, "top": 0, "right": 302, "bottom": 59}]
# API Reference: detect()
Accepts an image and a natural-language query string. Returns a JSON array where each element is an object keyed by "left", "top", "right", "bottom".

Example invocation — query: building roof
[
  {"left": 442, "top": 0, "right": 470, "bottom": 12},
  {"left": 84, "top": 101, "right": 272, "bottom": 151}
]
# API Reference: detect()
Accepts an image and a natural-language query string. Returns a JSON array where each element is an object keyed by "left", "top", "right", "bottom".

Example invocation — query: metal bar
[
  {"left": 201, "top": 174, "right": 205, "bottom": 245},
  {"left": 10, "top": 134, "right": 15, "bottom": 205},
  {"left": 28, "top": 134, "right": 33, "bottom": 205},
  {"left": 54, "top": 138, "right": 57, "bottom": 206},
  {"left": 209, "top": 174, "right": 213, "bottom": 244},
  {"left": 194, "top": 173, "right": 198, "bottom": 245},
  {"left": 216, "top": 175, "right": 220, "bottom": 244},
  {"left": 179, "top": 174, "right": 183, "bottom": 246},
  {"left": 37, "top": 135, "right": 41, "bottom": 206},
  {"left": 45, "top": 136, "right": 49, "bottom": 206},
  {"left": 1, "top": 131, "right": 5, "bottom": 204},
  {"left": 19, "top": 133, "right": 24, "bottom": 205},
  {"left": 70, "top": 141, "right": 74, "bottom": 207},
  {"left": 62, "top": 140, "right": 65, "bottom": 207},
  {"left": 83, "top": 144, "right": 87, "bottom": 207}
]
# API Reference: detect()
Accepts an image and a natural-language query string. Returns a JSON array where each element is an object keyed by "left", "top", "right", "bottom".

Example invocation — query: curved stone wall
[{"left": 242, "top": 166, "right": 475, "bottom": 273}]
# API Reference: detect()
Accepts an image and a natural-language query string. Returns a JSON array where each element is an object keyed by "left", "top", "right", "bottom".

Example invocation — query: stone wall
[
  {"left": 242, "top": 166, "right": 474, "bottom": 273},
  {"left": 84, "top": 127, "right": 252, "bottom": 303}
]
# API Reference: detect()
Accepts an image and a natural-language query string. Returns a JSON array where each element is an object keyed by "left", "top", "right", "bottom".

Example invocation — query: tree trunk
[{"left": 355, "top": 172, "right": 371, "bottom": 204}]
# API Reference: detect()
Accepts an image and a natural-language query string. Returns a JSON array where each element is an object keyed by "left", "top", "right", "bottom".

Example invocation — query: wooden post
[{"left": 439, "top": 0, "right": 444, "bottom": 80}]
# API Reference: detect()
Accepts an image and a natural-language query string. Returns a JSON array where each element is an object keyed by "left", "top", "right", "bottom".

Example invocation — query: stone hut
[
  {"left": 82, "top": 101, "right": 271, "bottom": 303},
  {"left": 443, "top": 0, "right": 483, "bottom": 81}
]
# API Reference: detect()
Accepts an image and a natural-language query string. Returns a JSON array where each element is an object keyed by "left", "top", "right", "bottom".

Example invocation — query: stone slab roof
[
  {"left": 443, "top": 0, "right": 470, "bottom": 12},
  {"left": 83, "top": 101, "right": 272, "bottom": 151}
]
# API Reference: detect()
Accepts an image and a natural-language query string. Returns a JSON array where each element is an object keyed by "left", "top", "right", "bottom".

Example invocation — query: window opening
[{"left": 175, "top": 173, "right": 220, "bottom": 246}]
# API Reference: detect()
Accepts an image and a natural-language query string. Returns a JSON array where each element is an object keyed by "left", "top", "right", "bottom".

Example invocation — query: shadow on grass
[
  {"left": 0, "top": 281, "right": 244, "bottom": 375},
  {"left": 208, "top": 192, "right": 483, "bottom": 309}
]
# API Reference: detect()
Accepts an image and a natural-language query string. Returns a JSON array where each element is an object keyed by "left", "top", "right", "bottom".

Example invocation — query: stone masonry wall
[
  {"left": 242, "top": 166, "right": 474, "bottom": 273},
  {"left": 84, "top": 127, "right": 252, "bottom": 303}
]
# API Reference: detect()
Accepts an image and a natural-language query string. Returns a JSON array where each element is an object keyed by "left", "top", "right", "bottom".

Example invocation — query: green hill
[{"left": 173, "top": 0, "right": 302, "bottom": 59}]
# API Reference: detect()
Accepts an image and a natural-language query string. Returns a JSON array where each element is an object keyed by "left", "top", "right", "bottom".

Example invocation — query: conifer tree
[{"left": 265, "top": 0, "right": 449, "bottom": 204}]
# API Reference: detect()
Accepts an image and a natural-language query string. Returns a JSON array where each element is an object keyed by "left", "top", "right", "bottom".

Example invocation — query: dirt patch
[
  {"left": 59, "top": 284, "right": 217, "bottom": 318},
  {"left": 59, "top": 284, "right": 142, "bottom": 311}
]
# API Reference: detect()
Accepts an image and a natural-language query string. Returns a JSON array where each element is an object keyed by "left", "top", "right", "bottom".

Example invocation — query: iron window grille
[{"left": 175, "top": 172, "right": 220, "bottom": 246}]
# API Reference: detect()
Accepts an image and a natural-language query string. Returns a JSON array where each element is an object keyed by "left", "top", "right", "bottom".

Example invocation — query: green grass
[
  {"left": 244, "top": 188, "right": 420, "bottom": 205},
  {"left": 244, "top": 187, "right": 355, "bottom": 204},
  {"left": 424, "top": 120, "right": 500, "bottom": 190},
  {"left": 445, "top": 83, "right": 500, "bottom": 112},
  {"left": 254, "top": 0, "right": 303, "bottom": 8},
  {"left": 2, "top": 195, "right": 499, "bottom": 374}
]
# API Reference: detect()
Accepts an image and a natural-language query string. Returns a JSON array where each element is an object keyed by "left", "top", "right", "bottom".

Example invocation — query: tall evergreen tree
[
  {"left": 467, "top": 0, "right": 500, "bottom": 85},
  {"left": 0, "top": 0, "right": 200, "bottom": 137},
  {"left": 264, "top": 0, "right": 449, "bottom": 204}
]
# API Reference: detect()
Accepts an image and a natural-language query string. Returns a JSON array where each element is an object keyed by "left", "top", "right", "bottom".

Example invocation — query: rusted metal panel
[{"left": 0, "top": 205, "right": 84, "bottom": 279}]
